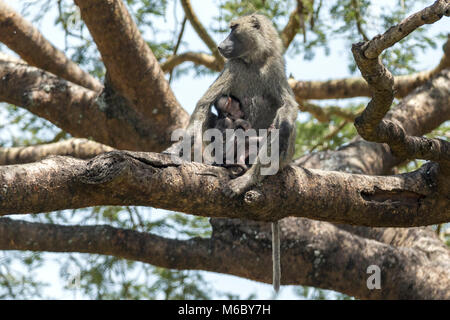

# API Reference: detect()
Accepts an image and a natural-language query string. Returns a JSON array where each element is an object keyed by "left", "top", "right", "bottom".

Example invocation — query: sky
[{"left": 2, "top": 0, "right": 449, "bottom": 300}]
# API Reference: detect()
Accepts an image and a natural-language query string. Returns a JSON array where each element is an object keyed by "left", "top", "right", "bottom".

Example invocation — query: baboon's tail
[{"left": 272, "top": 221, "right": 281, "bottom": 292}]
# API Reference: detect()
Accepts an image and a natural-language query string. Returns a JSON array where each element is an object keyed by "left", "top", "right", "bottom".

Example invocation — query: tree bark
[
  {"left": 0, "top": 1, "right": 102, "bottom": 91},
  {"left": 74, "top": 0, "right": 189, "bottom": 147}
]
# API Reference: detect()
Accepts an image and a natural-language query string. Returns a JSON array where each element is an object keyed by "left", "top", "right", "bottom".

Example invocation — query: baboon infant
[{"left": 213, "top": 95, "right": 254, "bottom": 177}]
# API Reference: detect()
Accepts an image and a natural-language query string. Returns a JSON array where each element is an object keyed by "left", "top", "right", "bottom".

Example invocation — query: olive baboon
[{"left": 165, "top": 14, "right": 298, "bottom": 292}]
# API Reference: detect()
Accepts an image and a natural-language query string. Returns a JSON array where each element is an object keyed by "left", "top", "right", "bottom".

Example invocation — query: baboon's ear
[{"left": 251, "top": 16, "right": 260, "bottom": 29}]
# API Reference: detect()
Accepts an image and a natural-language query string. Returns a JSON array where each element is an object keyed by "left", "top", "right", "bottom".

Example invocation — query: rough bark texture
[
  {"left": 0, "top": 213, "right": 448, "bottom": 299},
  {"left": 74, "top": 0, "right": 189, "bottom": 149},
  {"left": 1, "top": 150, "right": 448, "bottom": 226},
  {"left": 352, "top": 0, "right": 450, "bottom": 173},
  {"left": 0, "top": 57, "right": 171, "bottom": 151}
]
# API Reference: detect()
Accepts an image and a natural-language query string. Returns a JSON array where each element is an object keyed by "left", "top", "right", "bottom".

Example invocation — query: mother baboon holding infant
[{"left": 165, "top": 13, "right": 298, "bottom": 292}]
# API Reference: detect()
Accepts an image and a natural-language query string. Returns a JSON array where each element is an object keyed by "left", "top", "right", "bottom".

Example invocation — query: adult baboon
[{"left": 165, "top": 14, "right": 298, "bottom": 292}]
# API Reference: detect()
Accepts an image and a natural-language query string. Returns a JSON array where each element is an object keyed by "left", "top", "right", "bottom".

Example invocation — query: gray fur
[{"left": 164, "top": 14, "right": 298, "bottom": 292}]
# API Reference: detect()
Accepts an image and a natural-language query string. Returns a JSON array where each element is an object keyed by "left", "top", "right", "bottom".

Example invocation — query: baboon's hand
[{"left": 224, "top": 174, "right": 253, "bottom": 197}]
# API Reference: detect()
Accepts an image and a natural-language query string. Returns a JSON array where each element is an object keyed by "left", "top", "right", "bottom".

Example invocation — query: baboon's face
[{"left": 218, "top": 15, "right": 261, "bottom": 59}]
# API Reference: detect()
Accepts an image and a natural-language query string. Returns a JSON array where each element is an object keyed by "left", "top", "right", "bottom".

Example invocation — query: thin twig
[{"left": 169, "top": 16, "right": 187, "bottom": 83}]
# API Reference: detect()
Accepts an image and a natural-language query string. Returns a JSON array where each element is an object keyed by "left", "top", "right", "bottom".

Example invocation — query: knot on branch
[
  {"left": 244, "top": 189, "right": 265, "bottom": 206},
  {"left": 78, "top": 151, "right": 129, "bottom": 184}
]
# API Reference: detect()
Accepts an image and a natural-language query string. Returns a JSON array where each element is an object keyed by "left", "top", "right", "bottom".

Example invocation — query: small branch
[
  {"left": 352, "top": 0, "right": 450, "bottom": 172},
  {"left": 309, "top": 120, "right": 350, "bottom": 152},
  {"left": 0, "top": 1, "right": 102, "bottom": 92},
  {"left": 180, "top": 0, "right": 224, "bottom": 69},
  {"left": 74, "top": 0, "right": 189, "bottom": 135},
  {"left": 160, "top": 52, "right": 221, "bottom": 73},
  {"left": 169, "top": 16, "right": 188, "bottom": 83},
  {"left": 280, "top": 0, "right": 311, "bottom": 50},
  {"left": 363, "top": 0, "right": 450, "bottom": 59},
  {"left": 351, "top": 0, "right": 369, "bottom": 41},
  {"left": 298, "top": 100, "right": 358, "bottom": 122},
  {"left": 0, "top": 138, "right": 114, "bottom": 165}
]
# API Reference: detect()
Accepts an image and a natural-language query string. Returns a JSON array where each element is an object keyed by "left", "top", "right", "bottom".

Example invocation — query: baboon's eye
[{"left": 230, "top": 24, "right": 239, "bottom": 31}]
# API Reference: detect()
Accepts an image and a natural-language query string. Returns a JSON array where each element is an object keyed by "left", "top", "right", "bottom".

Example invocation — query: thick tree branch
[
  {"left": 0, "top": 138, "right": 114, "bottom": 165},
  {"left": 352, "top": 0, "right": 450, "bottom": 172},
  {"left": 0, "top": 1, "right": 448, "bottom": 300},
  {"left": 73, "top": 0, "right": 188, "bottom": 140},
  {"left": 0, "top": 56, "right": 173, "bottom": 151},
  {"left": 180, "top": 0, "right": 224, "bottom": 69},
  {"left": 0, "top": 150, "right": 448, "bottom": 227},
  {"left": 0, "top": 216, "right": 447, "bottom": 299},
  {"left": 0, "top": 1, "right": 102, "bottom": 92}
]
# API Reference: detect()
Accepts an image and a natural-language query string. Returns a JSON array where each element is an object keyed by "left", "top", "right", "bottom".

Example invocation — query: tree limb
[
  {"left": 0, "top": 215, "right": 447, "bottom": 299},
  {"left": 298, "top": 100, "right": 359, "bottom": 122},
  {"left": 290, "top": 33, "right": 450, "bottom": 100},
  {"left": 0, "top": 1, "right": 102, "bottom": 92},
  {"left": 0, "top": 56, "right": 174, "bottom": 151},
  {"left": 0, "top": 138, "right": 114, "bottom": 165},
  {"left": 296, "top": 69, "right": 450, "bottom": 175},
  {"left": 160, "top": 52, "right": 220, "bottom": 73},
  {"left": 0, "top": 150, "right": 448, "bottom": 227},
  {"left": 73, "top": 0, "right": 188, "bottom": 138},
  {"left": 280, "top": 0, "right": 312, "bottom": 50},
  {"left": 180, "top": 0, "right": 224, "bottom": 69},
  {"left": 363, "top": 0, "right": 450, "bottom": 60},
  {"left": 352, "top": 0, "right": 450, "bottom": 173}
]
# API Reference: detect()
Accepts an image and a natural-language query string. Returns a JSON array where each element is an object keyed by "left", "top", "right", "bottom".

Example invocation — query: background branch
[
  {"left": 290, "top": 32, "right": 450, "bottom": 100},
  {"left": 160, "top": 52, "right": 220, "bottom": 73},
  {"left": 0, "top": 150, "right": 448, "bottom": 227},
  {"left": 0, "top": 215, "right": 447, "bottom": 299},
  {"left": 180, "top": 0, "right": 224, "bottom": 69},
  {"left": 352, "top": 0, "right": 450, "bottom": 172},
  {"left": 0, "top": 138, "right": 114, "bottom": 165},
  {"left": 169, "top": 16, "right": 188, "bottom": 83},
  {"left": 74, "top": 0, "right": 188, "bottom": 144},
  {"left": 0, "top": 56, "right": 170, "bottom": 151},
  {"left": 280, "top": 0, "right": 312, "bottom": 50},
  {"left": 0, "top": 1, "right": 102, "bottom": 92}
]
